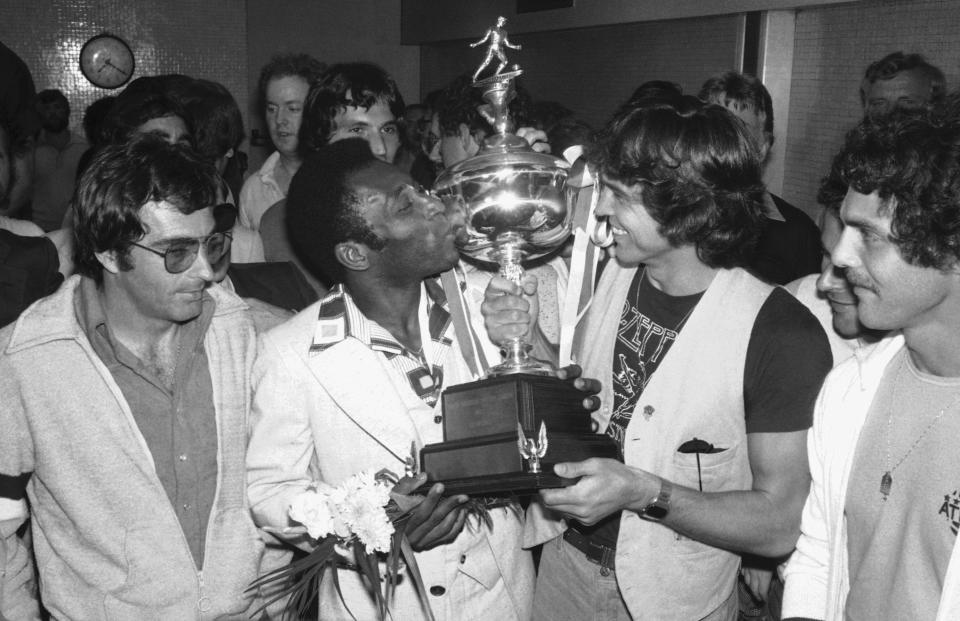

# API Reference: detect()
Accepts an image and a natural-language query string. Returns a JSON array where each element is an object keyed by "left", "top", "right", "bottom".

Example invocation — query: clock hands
[{"left": 102, "top": 58, "right": 130, "bottom": 77}]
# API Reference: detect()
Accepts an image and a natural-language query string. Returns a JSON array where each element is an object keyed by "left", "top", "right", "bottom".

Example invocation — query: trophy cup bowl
[{"left": 434, "top": 120, "right": 571, "bottom": 376}]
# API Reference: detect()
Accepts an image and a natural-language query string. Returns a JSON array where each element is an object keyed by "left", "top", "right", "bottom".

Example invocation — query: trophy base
[
  {"left": 439, "top": 373, "right": 593, "bottom": 440},
  {"left": 418, "top": 471, "right": 577, "bottom": 497},
  {"left": 419, "top": 431, "right": 620, "bottom": 497}
]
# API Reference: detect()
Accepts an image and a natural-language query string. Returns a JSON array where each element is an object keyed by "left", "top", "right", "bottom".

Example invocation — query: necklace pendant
[{"left": 880, "top": 471, "right": 893, "bottom": 500}]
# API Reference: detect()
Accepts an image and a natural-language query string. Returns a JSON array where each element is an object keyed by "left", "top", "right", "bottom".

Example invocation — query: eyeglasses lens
[{"left": 163, "top": 233, "right": 232, "bottom": 274}]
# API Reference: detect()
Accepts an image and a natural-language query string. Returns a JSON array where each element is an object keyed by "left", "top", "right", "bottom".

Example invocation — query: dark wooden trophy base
[{"left": 418, "top": 373, "right": 620, "bottom": 496}]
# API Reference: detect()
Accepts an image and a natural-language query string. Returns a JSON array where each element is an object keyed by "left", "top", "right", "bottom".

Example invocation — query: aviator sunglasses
[{"left": 129, "top": 203, "right": 236, "bottom": 274}]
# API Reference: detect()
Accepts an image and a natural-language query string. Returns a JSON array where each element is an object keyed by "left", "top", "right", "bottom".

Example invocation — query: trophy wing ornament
[{"left": 536, "top": 421, "right": 548, "bottom": 459}]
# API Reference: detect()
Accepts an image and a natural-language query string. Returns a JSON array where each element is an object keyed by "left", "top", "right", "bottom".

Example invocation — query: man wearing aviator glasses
[{"left": 0, "top": 136, "right": 274, "bottom": 618}]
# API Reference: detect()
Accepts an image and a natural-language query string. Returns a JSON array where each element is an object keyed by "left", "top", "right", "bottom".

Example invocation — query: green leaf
[{"left": 400, "top": 534, "right": 436, "bottom": 621}]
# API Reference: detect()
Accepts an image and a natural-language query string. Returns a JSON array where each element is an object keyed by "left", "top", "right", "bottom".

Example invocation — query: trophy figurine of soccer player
[{"left": 419, "top": 18, "right": 619, "bottom": 496}]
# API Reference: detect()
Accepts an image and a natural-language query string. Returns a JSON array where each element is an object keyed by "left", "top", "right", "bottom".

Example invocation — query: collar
[
  {"left": 763, "top": 192, "right": 786, "bottom": 222},
  {"left": 308, "top": 280, "right": 449, "bottom": 356},
  {"left": 4, "top": 276, "right": 247, "bottom": 355},
  {"left": 258, "top": 151, "right": 282, "bottom": 184}
]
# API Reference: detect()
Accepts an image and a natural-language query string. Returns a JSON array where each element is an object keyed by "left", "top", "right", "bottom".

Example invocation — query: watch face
[{"left": 80, "top": 34, "right": 135, "bottom": 89}]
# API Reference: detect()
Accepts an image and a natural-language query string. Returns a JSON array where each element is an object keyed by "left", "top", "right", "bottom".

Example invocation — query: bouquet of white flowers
[{"left": 249, "top": 469, "right": 435, "bottom": 621}]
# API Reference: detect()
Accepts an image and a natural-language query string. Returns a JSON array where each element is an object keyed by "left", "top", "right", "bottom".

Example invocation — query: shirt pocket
[{"left": 671, "top": 441, "right": 741, "bottom": 491}]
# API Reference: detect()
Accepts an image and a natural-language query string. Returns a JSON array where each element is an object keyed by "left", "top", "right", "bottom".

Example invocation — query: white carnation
[
  {"left": 292, "top": 472, "right": 394, "bottom": 551},
  {"left": 289, "top": 489, "right": 337, "bottom": 540},
  {"left": 352, "top": 506, "right": 395, "bottom": 554}
]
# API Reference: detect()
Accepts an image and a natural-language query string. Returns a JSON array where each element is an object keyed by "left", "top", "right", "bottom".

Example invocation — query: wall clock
[{"left": 79, "top": 33, "right": 135, "bottom": 89}]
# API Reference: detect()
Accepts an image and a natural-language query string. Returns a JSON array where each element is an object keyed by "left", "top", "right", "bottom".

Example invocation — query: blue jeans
[{"left": 533, "top": 536, "right": 739, "bottom": 621}]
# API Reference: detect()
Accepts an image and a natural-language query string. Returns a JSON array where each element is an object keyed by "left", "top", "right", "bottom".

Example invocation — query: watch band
[{"left": 641, "top": 478, "right": 672, "bottom": 522}]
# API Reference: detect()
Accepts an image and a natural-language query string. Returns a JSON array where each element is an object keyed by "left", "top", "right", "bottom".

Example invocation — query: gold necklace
[{"left": 880, "top": 355, "right": 960, "bottom": 500}]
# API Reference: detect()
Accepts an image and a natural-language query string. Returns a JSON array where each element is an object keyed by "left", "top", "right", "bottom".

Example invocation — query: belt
[{"left": 563, "top": 528, "right": 616, "bottom": 570}]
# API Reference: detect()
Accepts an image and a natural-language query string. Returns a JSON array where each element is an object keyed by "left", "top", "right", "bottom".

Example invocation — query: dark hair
[
  {"left": 698, "top": 72, "right": 774, "bottom": 137},
  {"left": 0, "top": 115, "right": 12, "bottom": 159},
  {"left": 103, "top": 90, "right": 193, "bottom": 146},
  {"left": 299, "top": 62, "right": 405, "bottom": 156},
  {"left": 73, "top": 136, "right": 220, "bottom": 284},
  {"left": 36, "top": 89, "right": 68, "bottom": 107},
  {"left": 287, "top": 138, "right": 386, "bottom": 282},
  {"left": 859, "top": 52, "right": 946, "bottom": 108},
  {"left": 0, "top": 116, "right": 14, "bottom": 206},
  {"left": 401, "top": 103, "right": 431, "bottom": 153},
  {"left": 434, "top": 73, "right": 530, "bottom": 137},
  {"left": 82, "top": 96, "right": 117, "bottom": 145},
  {"left": 547, "top": 117, "right": 592, "bottom": 157},
  {"left": 177, "top": 78, "right": 245, "bottom": 163},
  {"left": 422, "top": 88, "right": 443, "bottom": 112},
  {"left": 256, "top": 53, "right": 326, "bottom": 115},
  {"left": 589, "top": 94, "right": 766, "bottom": 268},
  {"left": 821, "top": 109, "right": 960, "bottom": 269},
  {"left": 529, "top": 100, "right": 574, "bottom": 132},
  {"left": 627, "top": 80, "right": 684, "bottom": 108}
]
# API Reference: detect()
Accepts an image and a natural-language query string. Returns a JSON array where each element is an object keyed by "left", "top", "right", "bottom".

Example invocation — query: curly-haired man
[{"left": 783, "top": 108, "right": 960, "bottom": 621}]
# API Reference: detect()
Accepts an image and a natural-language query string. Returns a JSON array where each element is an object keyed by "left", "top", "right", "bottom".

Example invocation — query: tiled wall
[
  {"left": 783, "top": 0, "right": 960, "bottom": 214},
  {"left": 0, "top": 0, "right": 248, "bottom": 145},
  {"left": 5, "top": 0, "right": 959, "bottom": 223},
  {"left": 421, "top": 14, "right": 742, "bottom": 130}
]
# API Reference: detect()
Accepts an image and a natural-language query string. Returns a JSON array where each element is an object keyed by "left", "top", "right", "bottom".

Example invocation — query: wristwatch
[{"left": 640, "top": 478, "right": 672, "bottom": 522}]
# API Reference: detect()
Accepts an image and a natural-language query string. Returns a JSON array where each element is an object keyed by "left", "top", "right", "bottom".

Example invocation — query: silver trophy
[{"left": 434, "top": 17, "right": 572, "bottom": 377}]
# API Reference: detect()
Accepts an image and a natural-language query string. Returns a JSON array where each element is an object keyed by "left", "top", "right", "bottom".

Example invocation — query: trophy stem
[{"left": 488, "top": 242, "right": 554, "bottom": 377}]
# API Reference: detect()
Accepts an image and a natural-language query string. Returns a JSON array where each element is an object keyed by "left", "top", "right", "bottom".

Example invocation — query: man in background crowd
[
  {"left": 30, "top": 89, "right": 86, "bottom": 232},
  {"left": 787, "top": 177, "right": 886, "bottom": 365},
  {"left": 239, "top": 53, "right": 324, "bottom": 232},
  {"left": 860, "top": 51, "right": 946, "bottom": 118},
  {"left": 0, "top": 40, "right": 37, "bottom": 221},
  {"left": 259, "top": 61, "right": 404, "bottom": 290},
  {"left": 0, "top": 114, "right": 62, "bottom": 328},
  {"left": 700, "top": 71, "right": 822, "bottom": 285}
]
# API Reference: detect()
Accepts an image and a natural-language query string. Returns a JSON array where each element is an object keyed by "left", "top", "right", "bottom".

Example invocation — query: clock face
[{"left": 79, "top": 34, "right": 135, "bottom": 89}]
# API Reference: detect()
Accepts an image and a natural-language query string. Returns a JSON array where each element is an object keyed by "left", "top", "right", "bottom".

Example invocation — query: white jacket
[
  {"left": 246, "top": 292, "right": 534, "bottom": 621},
  {"left": 782, "top": 333, "right": 960, "bottom": 620}
]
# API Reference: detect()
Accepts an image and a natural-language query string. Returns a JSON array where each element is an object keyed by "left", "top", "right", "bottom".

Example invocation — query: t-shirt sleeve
[{"left": 744, "top": 287, "right": 833, "bottom": 433}]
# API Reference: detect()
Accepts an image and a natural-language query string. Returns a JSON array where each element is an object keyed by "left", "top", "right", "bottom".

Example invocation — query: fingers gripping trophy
[{"left": 420, "top": 19, "right": 619, "bottom": 496}]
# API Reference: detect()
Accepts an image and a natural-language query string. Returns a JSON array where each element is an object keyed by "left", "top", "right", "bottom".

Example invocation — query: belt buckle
[{"left": 566, "top": 529, "right": 615, "bottom": 572}]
